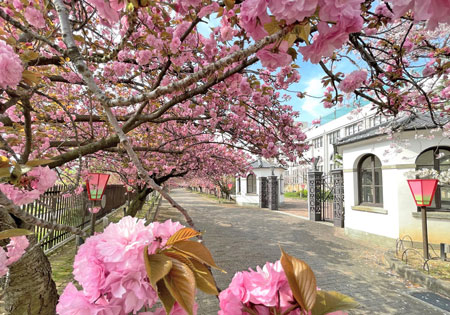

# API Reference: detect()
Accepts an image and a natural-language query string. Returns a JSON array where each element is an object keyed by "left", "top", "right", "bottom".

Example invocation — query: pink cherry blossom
[
  {"left": 12, "top": 0, "right": 23, "bottom": 10},
  {"left": 268, "top": 0, "right": 318, "bottom": 24},
  {"left": 239, "top": 0, "right": 271, "bottom": 40},
  {"left": 389, "top": 0, "right": 450, "bottom": 30},
  {"left": 0, "top": 247, "right": 8, "bottom": 277},
  {"left": 85, "top": 0, "right": 119, "bottom": 23},
  {"left": 219, "top": 260, "right": 298, "bottom": 314},
  {"left": 338, "top": 70, "right": 367, "bottom": 93},
  {"left": 6, "top": 236, "right": 29, "bottom": 265},
  {"left": 256, "top": 41, "right": 292, "bottom": 71},
  {"left": 89, "top": 206, "right": 101, "bottom": 214},
  {"left": 299, "top": 22, "right": 349, "bottom": 64},
  {"left": 0, "top": 184, "right": 42, "bottom": 205},
  {"left": 136, "top": 50, "right": 152, "bottom": 65},
  {"left": 28, "top": 166, "right": 58, "bottom": 193},
  {"left": 24, "top": 6, "right": 46, "bottom": 29},
  {"left": 0, "top": 40, "right": 23, "bottom": 89},
  {"left": 56, "top": 283, "right": 120, "bottom": 315},
  {"left": 198, "top": 2, "right": 219, "bottom": 18},
  {"left": 60, "top": 217, "right": 184, "bottom": 313}
]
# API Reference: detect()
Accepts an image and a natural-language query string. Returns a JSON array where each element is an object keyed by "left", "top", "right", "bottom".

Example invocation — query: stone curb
[{"left": 384, "top": 250, "right": 450, "bottom": 298}]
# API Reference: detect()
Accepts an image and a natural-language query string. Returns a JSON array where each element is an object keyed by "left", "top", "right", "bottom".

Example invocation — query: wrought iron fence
[{"left": 22, "top": 184, "right": 132, "bottom": 251}]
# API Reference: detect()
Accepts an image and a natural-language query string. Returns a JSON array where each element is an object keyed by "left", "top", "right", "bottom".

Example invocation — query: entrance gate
[{"left": 307, "top": 169, "right": 344, "bottom": 227}]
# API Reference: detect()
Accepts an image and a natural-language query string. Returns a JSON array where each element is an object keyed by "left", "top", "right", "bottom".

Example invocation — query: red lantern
[
  {"left": 86, "top": 173, "right": 110, "bottom": 201},
  {"left": 407, "top": 179, "right": 438, "bottom": 207},
  {"left": 228, "top": 183, "right": 233, "bottom": 190},
  {"left": 407, "top": 179, "right": 438, "bottom": 259}
]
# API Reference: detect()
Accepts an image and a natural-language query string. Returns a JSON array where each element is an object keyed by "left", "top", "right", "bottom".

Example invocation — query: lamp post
[
  {"left": 407, "top": 179, "right": 438, "bottom": 259},
  {"left": 86, "top": 173, "right": 110, "bottom": 235}
]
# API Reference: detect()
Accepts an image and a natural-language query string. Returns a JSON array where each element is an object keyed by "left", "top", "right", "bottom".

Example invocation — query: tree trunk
[
  {"left": 0, "top": 207, "right": 58, "bottom": 314},
  {"left": 126, "top": 187, "right": 152, "bottom": 217}
]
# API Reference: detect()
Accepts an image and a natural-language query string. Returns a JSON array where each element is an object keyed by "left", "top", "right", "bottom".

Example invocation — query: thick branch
[
  {"left": 0, "top": 191, "right": 87, "bottom": 237},
  {"left": 53, "top": 0, "right": 200, "bottom": 231}
]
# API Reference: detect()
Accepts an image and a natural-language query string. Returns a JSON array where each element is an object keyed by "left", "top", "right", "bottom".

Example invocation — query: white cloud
[{"left": 301, "top": 78, "right": 325, "bottom": 117}]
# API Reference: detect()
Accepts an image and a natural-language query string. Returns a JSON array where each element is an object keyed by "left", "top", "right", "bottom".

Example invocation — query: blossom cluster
[
  {"left": 218, "top": 260, "right": 300, "bottom": 314},
  {"left": 56, "top": 217, "right": 195, "bottom": 315},
  {"left": 0, "top": 166, "right": 58, "bottom": 205},
  {"left": 0, "top": 40, "right": 23, "bottom": 89},
  {"left": 405, "top": 168, "right": 450, "bottom": 184},
  {"left": 338, "top": 70, "right": 367, "bottom": 93},
  {"left": 218, "top": 260, "right": 345, "bottom": 315},
  {"left": 0, "top": 236, "right": 29, "bottom": 277}
]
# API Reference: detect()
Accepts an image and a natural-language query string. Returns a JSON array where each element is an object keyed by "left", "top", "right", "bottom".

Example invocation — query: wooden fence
[{"left": 22, "top": 184, "right": 132, "bottom": 251}]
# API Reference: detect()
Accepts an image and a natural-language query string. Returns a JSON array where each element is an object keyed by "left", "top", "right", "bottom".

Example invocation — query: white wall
[
  {"left": 235, "top": 167, "right": 285, "bottom": 206},
  {"left": 340, "top": 129, "right": 450, "bottom": 242},
  {"left": 287, "top": 105, "right": 382, "bottom": 183}
]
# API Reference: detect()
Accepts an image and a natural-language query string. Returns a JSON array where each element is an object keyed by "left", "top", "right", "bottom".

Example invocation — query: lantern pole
[
  {"left": 421, "top": 205, "right": 429, "bottom": 259},
  {"left": 90, "top": 200, "right": 96, "bottom": 236}
]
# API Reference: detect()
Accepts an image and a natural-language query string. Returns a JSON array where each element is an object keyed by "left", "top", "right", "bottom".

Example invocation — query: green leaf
[
  {"left": 157, "top": 280, "right": 176, "bottom": 314},
  {"left": 0, "top": 228, "right": 33, "bottom": 240},
  {"left": 163, "top": 258, "right": 196, "bottom": 315},
  {"left": 166, "top": 227, "right": 201, "bottom": 246},
  {"left": 287, "top": 48, "right": 298, "bottom": 61},
  {"left": 280, "top": 247, "right": 317, "bottom": 311},
  {"left": 263, "top": 18, "right": 281, "bottom": 35},
  {"left": 295, "top": 23, "right": 311, "bottom": 43},
  {"left": 22, "top": 70, "right": 41, "bottom": 86},
  {"left": 0, "top": 156, "right": 11, "bottom": 168},
  {"left": 285, "top": 33, "right": 297, "bottom": 47},
  {"left": 143, "top": 249, "right": 173, "bottom": 290},
  {"left": 224, "top": 0, "right": 234, "bottom": 10},
  {"left": 190, "top": 259, "right": 218, "bottom": 295},
  {"left": 0, "top": 167, "right": 12, "bottom": 178},
  {"left": 311, "top": 291, "right": 359, "bottom": 315},
  {"left": 25, "top": 159, "right": 54, "bottom": 167},
  {"left": 20, "top": 50, "right": 40, "bottom": 62},
  {"left": 172, "top": 240, "right": 224, "bottom": 272}
]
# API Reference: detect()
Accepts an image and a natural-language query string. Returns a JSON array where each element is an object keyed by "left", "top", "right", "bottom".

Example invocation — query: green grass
[{"left": 284, "top": 191, "right": 307, "bottom": 199}]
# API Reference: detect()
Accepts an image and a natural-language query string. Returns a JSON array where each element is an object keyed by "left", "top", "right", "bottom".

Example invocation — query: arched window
[
  {"left": 416, "top": 147, "right": 450, "bottom": 211},
  {"left": 247, "top": 174, "right": 256, "bottom": 194},
  {"left": 358, "top": 155, "right": 383, "bottom": 206},
  {"left": 236, "top": 178, "right": 241, "bottom": 194}
]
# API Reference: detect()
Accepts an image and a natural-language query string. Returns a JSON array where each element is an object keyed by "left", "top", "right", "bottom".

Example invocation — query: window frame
[
  {"left": 358, "top": 154, "right": 383, "bottom": 207},
  {"left": 246, "top": 174, "right": 256, "bottom": 194},
  {"left": 236, "top": 178, "right": 241, "bottom": 194},
  {"left": 415, "top": 147, "right": 450, "bottom": 212}
]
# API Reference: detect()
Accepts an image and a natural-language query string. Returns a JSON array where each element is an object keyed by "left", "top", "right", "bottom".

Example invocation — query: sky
[{"left": 196, "top": 14, "right": 360, "bottom": 124}]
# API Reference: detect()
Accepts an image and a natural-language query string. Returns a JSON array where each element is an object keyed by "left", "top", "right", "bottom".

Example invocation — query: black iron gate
[
  {"left": 308, "top": 170, "right": 344, "bottom": 227},
  {"left": 321, "top": 174, "right": 334, "bottom": 222}
]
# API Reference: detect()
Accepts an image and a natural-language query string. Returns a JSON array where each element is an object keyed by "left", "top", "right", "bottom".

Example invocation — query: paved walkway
[
  {"left": 279, "top": 198, "right": 308, "bottom": 218},
  {"left": 157, "top": 190, "right": 449, "bottom": 315}
]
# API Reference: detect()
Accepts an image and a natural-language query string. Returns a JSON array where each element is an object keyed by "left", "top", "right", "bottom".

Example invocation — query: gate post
[
  {"left": 268, "top": 176, "right": 279, "bottom": 210},
  {"left": 259, "top": 177, "right": 268, "bottom": 208},
  {"left": 308, "top": 171, "right": 322, "bottom": 221},
  {"left": 331, "top": 169, "right": 344, "bottom": 228}
]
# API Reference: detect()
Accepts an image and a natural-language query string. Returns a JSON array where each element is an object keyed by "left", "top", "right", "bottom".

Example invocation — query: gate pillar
[
  {"left": 259, "top": 177, "right": 268, "bottom": 208},
  {"left": 268, "top": 176, "right": 279, "bottom": 210},
  {"left": 331, "top": 169, "right": 344, "bottom": 228},
  {"left": 308, "top": 171, "right": 322, "bottom": 221}
]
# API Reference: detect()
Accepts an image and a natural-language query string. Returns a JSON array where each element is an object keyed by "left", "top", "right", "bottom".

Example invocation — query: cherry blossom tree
[{"left": 0, "top": 0, "right": 449, "bottom": 313}]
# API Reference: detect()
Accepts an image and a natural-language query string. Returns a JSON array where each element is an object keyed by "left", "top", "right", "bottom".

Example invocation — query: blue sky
[{"left": 196, "top": 15, "right": 360, "bottom": 124}]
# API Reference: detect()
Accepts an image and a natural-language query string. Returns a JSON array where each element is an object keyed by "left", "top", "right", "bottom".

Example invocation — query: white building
[
  {"left": 235, "top": 159, "right": 286, "bottom": 207},
  {"left": 284, "top": 105, "right": 387, "bottom": 190},
  {"left": 285, "top": 105, "right": 450, "bottom": 244},
  {"left": 337, "top": 113, "right": 450, "bottom": 244}
]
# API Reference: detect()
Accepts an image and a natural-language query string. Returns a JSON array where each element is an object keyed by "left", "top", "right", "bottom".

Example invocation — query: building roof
[
  {"left": 337, "top": 112, "right": 449, "bottom": 146},
  {"left": 250, "top": 158, "right": 287, "bottom": 170}
]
